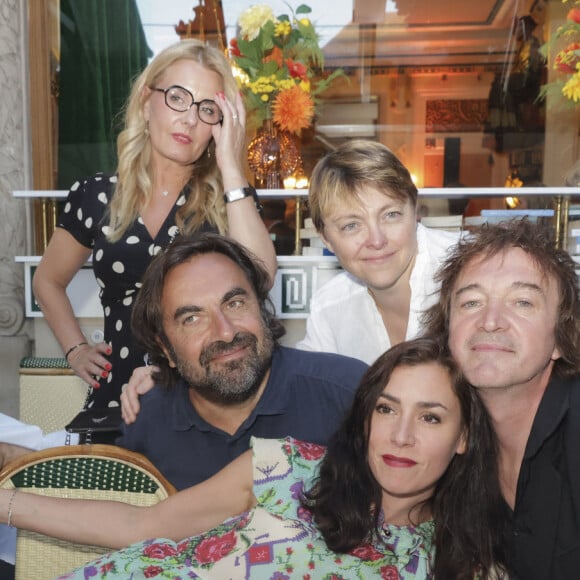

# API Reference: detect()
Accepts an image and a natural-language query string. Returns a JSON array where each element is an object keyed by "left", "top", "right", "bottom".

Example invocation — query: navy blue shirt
[{"left": 117, "top": 346, "right": 367, "bottom": 490}]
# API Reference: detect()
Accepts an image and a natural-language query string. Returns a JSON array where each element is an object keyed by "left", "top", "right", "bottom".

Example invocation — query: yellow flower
[
  {"left": 275, "top": 21, "right": 292, "bottom": 37},
  {"left": 540, "top": 0, "right": 580, "bottom": 104},
  {"left": 231, "top": 3, "right": 344, "bottom": 130},
  {"left": 238, "top": 4, "right": 277, "bottom": 41},
  {"left": 562, "top": 67, "right": 580, "bottom": 102}
]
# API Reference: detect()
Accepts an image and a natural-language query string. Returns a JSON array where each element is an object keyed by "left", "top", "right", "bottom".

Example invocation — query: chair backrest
[
  {"left": 19, "top": 357, "right": 88, "bottom": 434},
  {"left": 0, "top": 444, "right": 176, "bottom": 580}
]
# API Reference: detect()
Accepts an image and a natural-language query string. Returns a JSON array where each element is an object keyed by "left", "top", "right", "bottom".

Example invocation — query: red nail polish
[
  {"left": 107, "top": 348, "right": 112, "bottom": 354},
  {"left": 93, "top": 382, "right": 100, "bottom": 389},
  {"left": 101, "top": 371, "right": 109, "bottom": 378},
  {"left": 105, "top": 363, "right": 112, "bottom": 370}
]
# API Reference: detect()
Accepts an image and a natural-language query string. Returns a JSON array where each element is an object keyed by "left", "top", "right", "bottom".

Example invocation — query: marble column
[{"left": 0, "top": 0, "right": 33, "bottom": 418}]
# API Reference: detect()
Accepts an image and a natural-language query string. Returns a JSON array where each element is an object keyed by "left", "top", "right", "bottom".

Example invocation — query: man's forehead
[
  {"left": 162, "top": 253, "right": 255, "bottom": 300},
  {"left": 454, "top": 247, "right": 554, "bottom": 289}
]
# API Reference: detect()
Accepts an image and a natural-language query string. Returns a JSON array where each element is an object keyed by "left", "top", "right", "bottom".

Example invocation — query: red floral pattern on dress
[
  {"left": 294, "top": 440, "right": 325, "bottom": 461},
  {"left": 59, "top": 438, "right": 435, "bottom": 580},
  {"left": 349, "top": 543, "right": 385, "bottom": 561},
  {"left": 381, "top": 564, "right": 401, "bottom": 579},
  {"left": 143, "top": 543, "right": 178, "bottom": 559},
  {"left": 194, "top": 529, "right": 237, "bottom": 564}
]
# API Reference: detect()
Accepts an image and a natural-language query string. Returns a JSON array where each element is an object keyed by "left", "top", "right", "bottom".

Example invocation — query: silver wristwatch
[{"left": 224, "top": 186, "right": 255, "bottom": 204}]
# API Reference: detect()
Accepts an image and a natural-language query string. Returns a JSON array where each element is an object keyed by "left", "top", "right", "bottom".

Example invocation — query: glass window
[{"left": 31, "top": 0, "right": 580, "bottom": 197}]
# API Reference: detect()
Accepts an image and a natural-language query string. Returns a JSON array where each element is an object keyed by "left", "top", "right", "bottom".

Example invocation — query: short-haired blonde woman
[{"left": 297, "top": 140, "right": 460, "bottom": 364}]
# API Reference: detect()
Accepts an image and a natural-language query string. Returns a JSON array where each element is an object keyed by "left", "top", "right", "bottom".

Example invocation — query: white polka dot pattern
[{"left": 57, "top": 173, "right": 217, "bottom": 408}]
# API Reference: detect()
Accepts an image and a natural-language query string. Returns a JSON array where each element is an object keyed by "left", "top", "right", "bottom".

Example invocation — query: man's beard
[{"left": 171, "top": 329, "right": 274, "bottom": 406}]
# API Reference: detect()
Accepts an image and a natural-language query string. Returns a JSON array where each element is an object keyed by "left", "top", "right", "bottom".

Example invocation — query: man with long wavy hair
[{"left": 423, "top": 219, "right": 580, "bottom": 579}]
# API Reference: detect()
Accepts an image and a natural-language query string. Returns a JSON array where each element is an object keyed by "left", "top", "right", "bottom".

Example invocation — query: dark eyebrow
[
  {"left": 454, "top": 283, "right": 480, "bottom": 298},
  {"left": 454, "top": 281, "right": 544, "bottom": 299},
  {"left": 222, "top": 287, "right": 249, "bottom": 304},
  {"left": 172, "top": 287, "right": 250, "bottom": 322},
  {"left": 378, "top": 392, "right": 449, "bottom": 411},
  {"left": 173, "top": 304, "right": 201, "bottom": 322},
  {"left": 512, "top": 281, "right": 543, "bottom": 293}
]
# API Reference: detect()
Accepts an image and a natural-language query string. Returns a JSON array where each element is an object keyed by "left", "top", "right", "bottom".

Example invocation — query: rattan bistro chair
[{"left": 0, "top": 444, "right": 176, "bottom": 580}]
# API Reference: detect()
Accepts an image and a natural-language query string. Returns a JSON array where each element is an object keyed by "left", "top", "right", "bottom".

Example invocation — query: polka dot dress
[{"left": 58, "top": 173, "right": 216, "bottom": 408}]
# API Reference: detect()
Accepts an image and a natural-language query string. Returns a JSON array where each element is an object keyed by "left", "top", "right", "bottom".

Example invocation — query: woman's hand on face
[
  {"left": 67, "top": 342, "right": 112, "bottom": 389},
  {"left": 212, "top": 91, "right": 247, "bottom": 179},
  {"left": 120, "top": 365, "right": 158, "bottom": 425}
]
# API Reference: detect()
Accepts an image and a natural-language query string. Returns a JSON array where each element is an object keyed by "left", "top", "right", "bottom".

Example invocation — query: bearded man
[{"left": 119, "top": 233, "right": 367, "bottom": 489}]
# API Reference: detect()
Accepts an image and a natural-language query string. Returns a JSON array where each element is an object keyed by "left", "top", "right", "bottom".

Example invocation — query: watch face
[
  {"left": 228, "top": 189, "right": 245, "bottom": 201},
  {"left": 225, "top": 187, "right": 253, "bottom": 203}
]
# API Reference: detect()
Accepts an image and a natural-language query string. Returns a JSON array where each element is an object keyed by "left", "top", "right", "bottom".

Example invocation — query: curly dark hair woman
[{"left": 304, "top": 337, "right": 509, "bottom": 578}]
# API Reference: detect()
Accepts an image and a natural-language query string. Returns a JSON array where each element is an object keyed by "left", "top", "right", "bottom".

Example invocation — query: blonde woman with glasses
[{"left": 33, "top": 39, "right": 276, "bottom": 428}]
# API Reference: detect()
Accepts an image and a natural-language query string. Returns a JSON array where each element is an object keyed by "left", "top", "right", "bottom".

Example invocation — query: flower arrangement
[
  {"left": 540, "top": 0, "right": 580, "bottom": 104},
  {"left": 230, "top": 3, "right": 343, "bottom": 134}
]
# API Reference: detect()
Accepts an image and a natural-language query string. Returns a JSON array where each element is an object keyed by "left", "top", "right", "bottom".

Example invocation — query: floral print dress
[{"left": 58, "top": 437, "right": 435, "bottom": 579}]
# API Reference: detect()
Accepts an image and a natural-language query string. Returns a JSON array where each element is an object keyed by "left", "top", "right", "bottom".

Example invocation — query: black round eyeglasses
[{"left": 150, "top": 85, "right": 223, "bottom": 125}]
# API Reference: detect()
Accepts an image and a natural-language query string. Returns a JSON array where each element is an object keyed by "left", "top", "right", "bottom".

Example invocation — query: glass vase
[{"left": 247, "top": 119, "right": 300, "bottom": 189}]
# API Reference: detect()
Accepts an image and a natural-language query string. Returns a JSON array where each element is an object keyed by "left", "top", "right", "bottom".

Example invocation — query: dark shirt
[
  {"left": 117, "top": 346, "right": 367, "bottom": 490},
  {"left": 508, "top": 374, "right": 580, "bottom": 579}
]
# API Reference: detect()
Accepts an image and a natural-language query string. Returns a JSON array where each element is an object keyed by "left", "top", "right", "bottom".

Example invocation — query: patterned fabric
[
  {"left": 58, "top": 437, "right": 434, "bottom": 579},
  {"left": 19, "top": 357, "right": 70, "bottom": 370},
  {"left": 58, "top": 173, "right": 215, "bottom": 408}
]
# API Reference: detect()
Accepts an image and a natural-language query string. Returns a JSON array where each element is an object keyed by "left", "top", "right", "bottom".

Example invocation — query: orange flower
[
  {"left": 272, "top": 85, "right": 315, "bottom": 134},
  {"left": 264, "top": 46, "right": 284, "bottom": 68}
]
